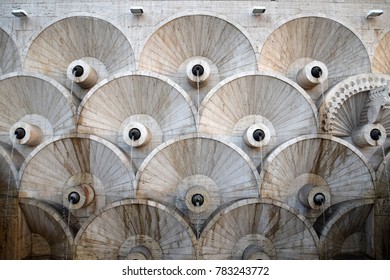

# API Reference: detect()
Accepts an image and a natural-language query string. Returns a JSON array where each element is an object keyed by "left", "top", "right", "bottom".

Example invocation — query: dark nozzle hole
[
  {"left": 192, "top": 64, "right": 204, "bottom": 76},
  {"left": 68, "top": 192, "right": 80, "bottom": 204},
  {"left": 311, "top": 66, "right": 323, "bottom": 78},
  {"left": 313, "top": 193, "right": 325, "bottom": 206},
  {"left": 129, "top": 128, "right": 141, "bottom": 141},
  {"left": 370, "top": 129, "right": 381, "bottom": 141},
  {"left": 72, "top": 65, "right": 84, "bottom": 77},
  {"left": 14, "top": 127, "right": 26, "bottom": 140},
  {"left": 191, "top": 194, "right": 204, "bottom": 207},
  {"left": 253, "top": 129, "right": 265, "bottom": 142}
]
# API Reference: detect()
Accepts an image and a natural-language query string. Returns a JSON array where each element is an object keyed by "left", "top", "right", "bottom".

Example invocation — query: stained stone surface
[{"left": 0, "top": 0, "right": 389, "bottom": 259}]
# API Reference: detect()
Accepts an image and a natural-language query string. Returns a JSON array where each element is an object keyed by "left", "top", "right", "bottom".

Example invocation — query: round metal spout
[
  {"left": 129, "top": 128, "right": 141, "bottom": 141},
  {"left": 311, "top": 66, "right": 323, "bottom": 78},
  {"left": 14, "top": 127, "right": 26, "bottom": 140},
  {"left": 68, "top": 191, "right": 80, "bottom": 204},
  {"left": 370, "top": 128, "right": 381, "bottom": 141},
  {"left": 192, "top": 64, "right": 204, "bottom": 76},
  {"left": 313, "top": 193, "right": 325, "bottom": 205},
  {"left": 253, "top": 129, "right": 265, "bottom": 142},
  {"left": 192, "top": 194, "right": 204, "bottom": 207},
  {"left": 72, "top": 65, "right": 84, "bottom": 77}
]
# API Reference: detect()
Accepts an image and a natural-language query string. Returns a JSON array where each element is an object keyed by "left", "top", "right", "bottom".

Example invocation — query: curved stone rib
[
  {"left": 19, "top": 134, "right": 136, "bottom": 219},
  {"left": 24, "top": 16, "right": 135, "bottom": 96},
  {"left": 78, "top": 72, "right": 196, "bottom": 167},
  {"left": 200, "top": 198, "right": 319, "bottom": 259},
  {"left": 74, "top": 199, "right": 196, "bottom": 259}
]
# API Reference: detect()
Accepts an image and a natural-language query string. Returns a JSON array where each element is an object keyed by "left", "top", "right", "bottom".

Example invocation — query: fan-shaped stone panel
[
  {"left": 19, "top": 198, "right": 75, "bottom": 259},
  {"left": 0, "top": 28, "right": 21, "bottom": 75},
  {"left": 78, "top": 72, "right": 196, "bottom": 168},
  {"left": 320, "top": 74, "right": 390, "bottom": 136},
  {"left": 136, "top": 134, "right": 260, "bottom": 233},
  {"left": 74, "top": 199, "right": 196, "bottom": 259},
  {"left": 373, "top": 31, "right": 390, "bottom": 75},
  {"left": 261, "top": 135, "right": 375, "bottom": 223},
  {"left": 313, "top": 199, "right": 374, "bottom": 259},
  {"left": 0, "top": 73, "right": 77, "bottom": 157},
  {"left": 139, "top": 14, "right": 257, "bottom": 107},
  {"left": 200, "top": 198, "right": 319, "bottom": 259},
  {"left": 24, "top": 16, "right": 135, "bottom": 99},
  {"left": 19, "top": 135, "right": 136, "bottom": 221},
  {"left": 199, "top": 72, "right": 318, "bottom": 166},
  {"left": 259, "top": 16, "right": 370, "bottom": 102},
  {"left": 0, "top": 142, "right": 23, "bottom": 197}
]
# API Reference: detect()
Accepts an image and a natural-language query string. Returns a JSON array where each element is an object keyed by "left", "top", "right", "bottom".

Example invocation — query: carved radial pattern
[
  {"left": 260, "top": 16, "right": 370, "bottom": 87},
  {"left": 0, "top": 73, "right": 76, "bottom": 156},
  {"left": 373, "top": 31, "right": 390, "bottom": 74},
  {"left": 261, "top": 135, "right": 375, "bottom": 218},
  {"left": 199, "top": 72, "right": 317, "bottom": 164},
  {"left": 19, "top": 198, "right": 75, "bottom": 260},
  {"left": 319, "top": 74, "right": 390, "bottom": 135},
  {"left": 200, "top": 198, "right": 319, "bottom": 259},
  {"left": 19, "top": 135, "right": 136, "bottom": 217},
  {"left": 0, "top": 28, "right": 21, "bottom": 75},
  {"left": 313, "top": 199, "right": 374, "bottom": 259},
  {"left": 78, "top": 73, "right": 196, "bottom": 167},
  {"left": 136, "top": 135, "right": 260, "bottom": 229},
  {"left": 74, "top": 199, "right": 196, "bottom": 259},
  {"left": 24, "top": 16, "right": 135, "bottom": 90},
  {"left": 139, "top": 14, "right": 257, "bottom": 104}
]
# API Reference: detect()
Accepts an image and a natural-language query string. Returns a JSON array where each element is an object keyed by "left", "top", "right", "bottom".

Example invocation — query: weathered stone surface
[{"left": 0, "top": 0, "right": 389, "bottom": 260}]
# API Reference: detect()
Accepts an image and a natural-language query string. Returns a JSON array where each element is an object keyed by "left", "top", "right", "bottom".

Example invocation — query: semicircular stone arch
[
  {"left": 313, "top": 199, "right": 374, "bottom": 259},
  {"left": 260, "top": 134, "right": 375, "bottom": 223},
  {"left": 139, "top": 14, "right": 257, "bottom": 107},
  {"left": 77, "top": 71, "right": 196, "bottom": 168},
  {"left": 199, "top": 71, "right": 318, "bottom": 166},
  {"left": 74, "top": 199, "right": 196, "bottom": 260},
  {"left": 0, "top": 73, "right": 77, "bottom": 158},
  {"left": 259, "top": 16, "right": 371, "bottom": 102},
  {"left": 199, "top": 198, "right": 319, "bottom": 260},
  {"left": 24, "top": 15, "right": 135, "bottom": 99},
  {"left": 18, "top": 134, "right": 136, "bottom": 222},
  {"left": 135, "top": 134, "right": 260, "bottom": 233}
]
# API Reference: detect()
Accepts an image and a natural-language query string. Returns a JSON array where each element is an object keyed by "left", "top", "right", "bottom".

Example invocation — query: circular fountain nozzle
[
  {"left": 296, "top": 60, "right": 328, "bottom": 89},
  {"left": 129, "top": 128, "right": 141, "bottom": 141},
  {"left": 186, "top": 58, "right": 210, "bottom": 88},
  {"left": 191, "top": 194, "right": 204, "bottom": 207},
  {"left": 253, "top": 129, "right": 265, "bottom": 142},
  {"left": 370, "top": 128, "right": 381, "bottom": 141},
  {"left": 68, "top": 191, "right": 81, "bottom": 204},
  {"left": 311, "top": 66, "right": 323, "bottom": 78},
  {"left": 72, "top": 65, "right": 84, "bottom": 77},
  {"left": 192, "top": 64, "right": 205, "bottom": 76},
  {"left": 244, "top": 124, "right": 271, "bottom": 148},
  {"left": 14, "top": 127, "right": 26, "bottom": 140},
  {"left": 298, "top": 182, "right": 330, "bottom": 210},
  {"left": 10, "top": 122, "right": 43, "bottom": 146},
  {"left": 313, "top": 193, "right": 325, "bottom": 205},
  {"left": 352, "top": 123, "right": 386, "bottom": 147},
  {"left": 63, "top": 184, "right": 95, "bottom": 210},
  {"left": 123, "top": 122, "right": 151, "bottom": 148},
  {"left": 67, "top": 59, "right": 98, "bottom": 89}
]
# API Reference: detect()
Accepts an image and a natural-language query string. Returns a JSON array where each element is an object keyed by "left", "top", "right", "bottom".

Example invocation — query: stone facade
[{"left": 0, "top": 0, "right": 389, "bottom": 259}]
